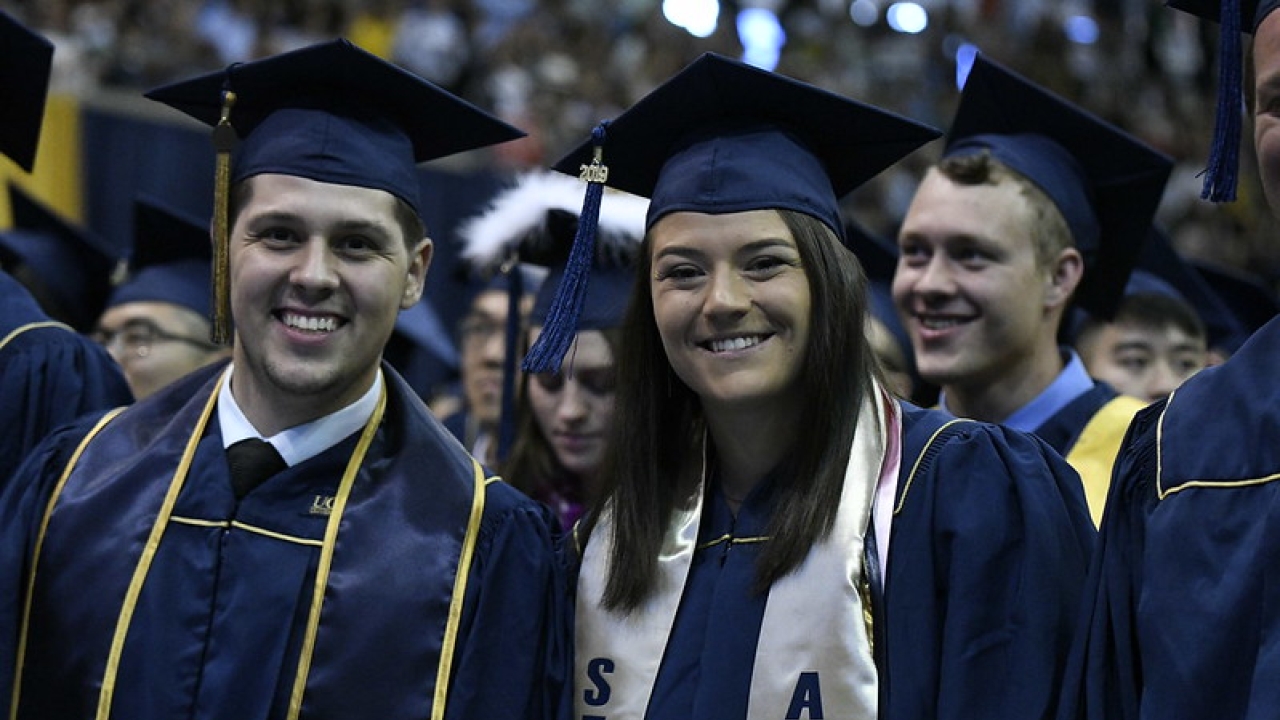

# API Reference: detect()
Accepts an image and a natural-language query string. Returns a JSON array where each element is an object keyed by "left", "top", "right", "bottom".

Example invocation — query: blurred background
[{"left": 0, "top": 0, "right": 1272, "bottom": 334}]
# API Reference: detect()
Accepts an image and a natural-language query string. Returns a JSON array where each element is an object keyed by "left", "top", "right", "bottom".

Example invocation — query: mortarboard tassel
[
  {"left": 522, "top": 121, "right": 610, "bottom": 374},
  {"left": 209, "top": 86, "right": 238, "bottom": 344},
  {"left": 1203, "top": 0, "right": 1244, "bottom": 202},
  {"left": 496, "top": 254, "right": 524, "bottom": 462}
]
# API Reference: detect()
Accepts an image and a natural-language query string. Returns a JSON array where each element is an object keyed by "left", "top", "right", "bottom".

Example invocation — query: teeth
[
  {"left": 922, "top": 317, "right": 962, "bottom": 330},
  {"left": 708, "top": 336, "right": 763, "bottom": 353},
  {"left": 283, "top": 313, "right": 338, "bottom": 332}
]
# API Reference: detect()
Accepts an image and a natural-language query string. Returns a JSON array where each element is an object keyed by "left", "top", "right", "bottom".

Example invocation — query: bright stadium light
[
  {"left": 849, "top": 0, "right": 879, "bottom": 27},
  {"left": 664, "top": 0, "right": 721, "bottom": 38},
  {"left": 738, "top": 7, "right": 786, "bottom": 70},
  {"left": 886, "top": 2, "right": 927, "bottom": 34}
]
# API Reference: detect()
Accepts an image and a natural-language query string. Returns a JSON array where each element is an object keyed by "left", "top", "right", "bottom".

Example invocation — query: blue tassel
[
  {"left": 496, "top": 262, "right": 524, "bottom": 462},
  {"left": 522, "top": 122, "right": 611, "bottom": 373},
  {"left": 1202, "top": 0, "right": 1243, "bottom": 202}
]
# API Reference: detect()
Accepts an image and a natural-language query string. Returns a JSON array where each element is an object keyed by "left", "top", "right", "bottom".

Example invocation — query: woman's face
[
  {"left": 648, "top": 209, "right": 812, "bottom": 416},
  {"left": 526, "top": 328, "right": 617, "bottom": 480}
]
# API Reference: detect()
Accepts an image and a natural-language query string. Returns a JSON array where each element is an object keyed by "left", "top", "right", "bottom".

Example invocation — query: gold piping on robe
[
  {"left": 10, "top": 406, "right": 125, "bottom": 720},
  {"left": 0, "top": 321, "right": 75, "bottom": 351}
]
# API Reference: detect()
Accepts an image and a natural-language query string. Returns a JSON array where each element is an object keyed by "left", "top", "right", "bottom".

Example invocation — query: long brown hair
[{"left": 586, "top": 209, "right": 880, "bottom": 612}]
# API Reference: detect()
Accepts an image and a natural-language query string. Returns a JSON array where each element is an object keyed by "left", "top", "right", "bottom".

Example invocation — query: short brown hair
[{"left": 937, "top": 150, "right": 1073, "bottom": 268}]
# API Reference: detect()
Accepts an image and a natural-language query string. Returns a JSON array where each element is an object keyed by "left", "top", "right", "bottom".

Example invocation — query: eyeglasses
[
  {"left": 92, "top": 318, "right": 221, "bottom": 358},
  {"left": 458, "top": 315, "right": 510, "bottom": 346}
]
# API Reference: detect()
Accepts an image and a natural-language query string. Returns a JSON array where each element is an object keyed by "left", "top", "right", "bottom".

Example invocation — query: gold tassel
[{"left": 210, "top": 89, "right": 237, "bottom": 345}]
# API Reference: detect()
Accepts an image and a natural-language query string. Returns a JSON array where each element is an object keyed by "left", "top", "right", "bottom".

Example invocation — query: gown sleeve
[
  {"left": 888, "top": 422, "right": 1095, "bottom": 720},
  {"left": 0, "top": 414, "right": 107, "bottom": 708},
  {"left": 0, "top": 327, "right": 131, "bottom": 487},
  {"left": 443, "top": 482, "right": 572, "bottom": 720}
]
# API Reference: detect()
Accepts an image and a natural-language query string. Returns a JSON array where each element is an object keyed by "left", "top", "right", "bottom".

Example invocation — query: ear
[
  {"left": 402, "top": 236, "right": 434, "bottom": 309},
  {"left": 1044, "top": 246, "right": 1084, "bottom": 311}
]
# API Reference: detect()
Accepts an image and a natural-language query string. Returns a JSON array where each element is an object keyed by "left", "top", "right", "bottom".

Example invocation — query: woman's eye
[{"left": 656, "top": 264, "right": 702, "bottom": 281}]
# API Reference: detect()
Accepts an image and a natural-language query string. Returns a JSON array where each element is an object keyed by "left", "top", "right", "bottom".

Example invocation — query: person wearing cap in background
[
  {"left": 0, "top": 40, "right": 567, "bottom": 720},
  {"left": 438, "top": 261, "right": 542, "bottom": 465},
  {"left": 1070, "top": 229, "right": 1220, "bottom": 404},
  {"left": 0, "top": 11, "right": 131, "bottom": 488},
  {"left": 540, "top": 53, "right": 1092, "bottom": 720},
  {"left": 0, "top": 183, "right": 126, "bottom": 334},
  {"left": 1073, "top": 285, "right": 1208, "bottom": 404},
  {"left": 459, "top": 170, "right": 647, "bottom": 530},
  {"left": 893, "top": 54, "right": 1174, "bottom": 527},
  {"left": 1058, "top": 2, "right": 1280, "bottom": 718},
  {"left": 92, "top": 197, "right": 230, "bottom": 400}
]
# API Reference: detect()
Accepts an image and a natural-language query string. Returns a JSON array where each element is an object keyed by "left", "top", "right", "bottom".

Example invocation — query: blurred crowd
[{"left": 3, "top": 0, "right": 1277, "bottom": 286}]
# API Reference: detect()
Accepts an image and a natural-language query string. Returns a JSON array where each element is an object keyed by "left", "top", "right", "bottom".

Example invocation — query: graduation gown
[
  {"left": 0, "top": 361, "right": 567, "bottom": 720},
  {"left": 1058, "top": 316, "right": 1280, "bottom": 720},
  {"left": 0, "top": 271, "right": 132, "bottom": 487},
  {"left": 574, "top": 402, "right": 1094, "bottom": 720}
]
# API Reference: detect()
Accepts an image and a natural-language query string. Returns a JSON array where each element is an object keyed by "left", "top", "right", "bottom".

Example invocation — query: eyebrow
[
  {"left": 654, "top": 237, "right": 795, "bottom": 261},
  {"left": 1110, "top": 340, "right": 1154, "bottom": 354}
]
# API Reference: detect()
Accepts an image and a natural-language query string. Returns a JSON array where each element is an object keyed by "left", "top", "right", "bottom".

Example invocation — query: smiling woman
[{"left": 542, "top": 52, "right": 1096, "bottom": 720}]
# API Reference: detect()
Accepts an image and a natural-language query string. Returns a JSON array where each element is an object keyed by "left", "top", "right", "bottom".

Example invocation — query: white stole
[{"left": 576, "top": 388, "right": 888, "bottom": 720}]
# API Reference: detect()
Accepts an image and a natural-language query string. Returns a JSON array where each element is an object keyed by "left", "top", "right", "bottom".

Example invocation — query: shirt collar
[
  {"left": 217, "top": 363, "right": 383, "bottom": 466},
  {"left": 1000, "top": 349, "right": 1094, "bottom": 433}
]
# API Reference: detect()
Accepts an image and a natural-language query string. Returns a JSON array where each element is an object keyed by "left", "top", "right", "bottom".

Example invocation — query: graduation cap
[
  {"left": 1134, "top": 226, "right": 1244, "bottom": 349},
  {"left": 0, "top": 184, "right": 124, "bottom": 332},
  {"left": 943, "top": 53, "right": 1173, "bottom": 320},
  {"left": 1167, "top": 0, "right": 1280, "bottom": 201},
  {"left": 144, "top": 39, "right": 525, "bottom": 344},
  {"left": 456, "top": 170, "right": 648, "bottom": 457},
  {"left": 458, "top": 170, "right": 648, "bottom": 331},
  {"left": 527, "top": 51, "right": 941, "bottom": 372},
  {"left": 107, "top": 196, "right": 213, "bottom": 318},
  {"left": 1190, "top": 259, "right": 1279, "bottom": 351},
  {"left": 0, "top": 11, "right": 54, "bottom": 172}
]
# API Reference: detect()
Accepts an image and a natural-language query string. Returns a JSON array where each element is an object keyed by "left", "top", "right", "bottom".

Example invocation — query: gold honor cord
[
  {"left": 0, "top": 321, "right": 75, "bottom": 352},
  {"left": 431, "top": 459, "right": 488, "bottom": 718},
  {"left": 9, "top": 406, "right": 126, "bottom": 720},
  {"left": 96, "top": 369, "right": 227, "bottom": 719},
  {"left": 287, "top": 383, "right": 388, "bottom": 719}
]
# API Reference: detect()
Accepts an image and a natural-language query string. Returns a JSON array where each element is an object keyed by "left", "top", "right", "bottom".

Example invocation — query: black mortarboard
[
  {"left": 1135, "top": 227, "right": 1243, "bottom": 349},
  {"left": 0, "top": 11, "right": 53, "bottom": 172},
  {"left": 1166, "top": 0, "right": 1280, "bottom": 201},
  {"left": 457, "top": 170, "right": 648, "bottom": 331},
  {"left": 529, "top": 51, "right": 940, "bottom": 372},
  {"left": 144, "top": 39, "right": 525, "bottom": 344},
  {"left": 944, "top": 53, "right": 1173, "bottom": 320},
  {"left": 107, "top": 197, "right": 212, "bottom": 318},
  {"left": 1191, "top": 260, "right": 1279, "bottom": 351},
  {"left": 1, "top": 184, "right": 123, "bottom": 331}
]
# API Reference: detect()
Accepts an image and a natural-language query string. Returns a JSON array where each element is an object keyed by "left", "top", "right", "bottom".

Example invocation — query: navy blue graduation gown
[
  {"left": 1058, "top": 316, "right": 1280, "bottom": 720},
  {"left": 0, "top": 271, "right": 132, "bottom": 486},
  {"left": 0, "top": 361, "right": 568, "bottom": 720},
  {"left": 587, "top": 404, "right": 1093, "bottom": 720}
]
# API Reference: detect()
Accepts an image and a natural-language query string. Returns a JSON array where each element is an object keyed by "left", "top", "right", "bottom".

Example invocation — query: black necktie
[{"left": 226, "top": 438, "right": 286, "bottom": 499}]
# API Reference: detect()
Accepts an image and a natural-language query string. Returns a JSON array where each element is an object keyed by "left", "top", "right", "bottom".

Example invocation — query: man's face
[
  {"left": 1078, "top": 321, "right": 1206, "bottom": 403},
  {"left": 1256, "top": 11, "right": 1280, "bottom": 214},
  {"left": 458, "top": 289, "right": 529, "bottom": 428},
  {"left": 95, "top": 300, "right": 228, "bottom": 400},
  {"left": 893, "top": 168, "right": 1060, "bottom": 391},
  {"left": 228, "top": 173, "right": 430, "bottom": 433}
]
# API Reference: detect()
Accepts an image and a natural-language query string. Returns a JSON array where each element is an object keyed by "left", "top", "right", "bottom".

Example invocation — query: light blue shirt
[
  {"left": 939, "top": 349, "right": 1094, "bottom": 433},
  {"left": 217, "top": 363, "right": 383, "bottom": 467}
]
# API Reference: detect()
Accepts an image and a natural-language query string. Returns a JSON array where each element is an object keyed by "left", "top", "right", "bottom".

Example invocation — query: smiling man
[
  {"left": 893, "top": 54, "right": 1173, "bottom": 525},
  {"left": 0, "top": 41, "right": 566, "bottom": 720}
]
